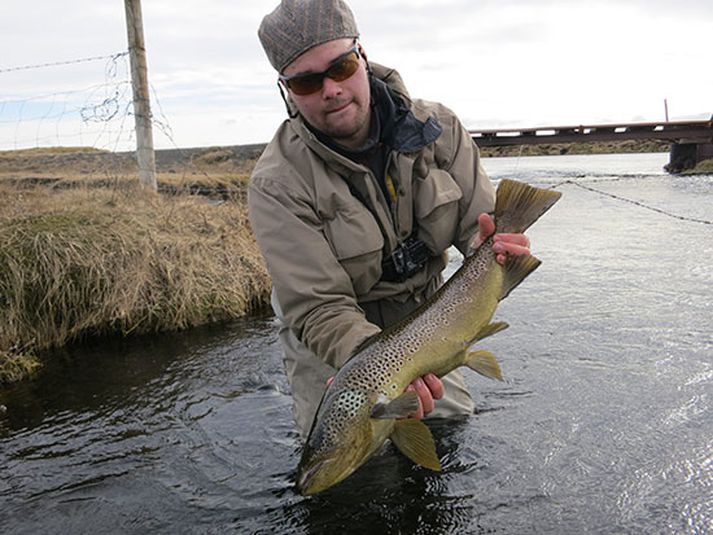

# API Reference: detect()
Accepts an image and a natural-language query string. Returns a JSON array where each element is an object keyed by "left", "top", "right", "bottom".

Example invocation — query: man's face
[{"left": 282, "top": 38, "right": 371, "bottom": 150}]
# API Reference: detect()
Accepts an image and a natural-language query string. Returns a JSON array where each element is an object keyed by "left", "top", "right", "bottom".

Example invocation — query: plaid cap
[{"left": 258, "top": 0, "right": 360, "bottom": 73}]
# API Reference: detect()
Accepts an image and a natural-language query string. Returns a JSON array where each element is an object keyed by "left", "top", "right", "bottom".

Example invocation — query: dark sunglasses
[{"left": 279, "top": 44, "right": 362, "bottom": 96}]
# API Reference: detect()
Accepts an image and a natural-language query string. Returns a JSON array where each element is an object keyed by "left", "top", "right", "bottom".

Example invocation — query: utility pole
[{"left": 124, "top": 0, "right": 157, "bottom": 191}]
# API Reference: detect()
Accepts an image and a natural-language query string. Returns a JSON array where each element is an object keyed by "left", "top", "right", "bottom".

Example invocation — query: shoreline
[{"left": 1, "top": 140, "right": 710, "bottom": 384}]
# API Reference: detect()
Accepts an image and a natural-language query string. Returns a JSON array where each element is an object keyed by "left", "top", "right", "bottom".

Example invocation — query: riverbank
[
  {"left": 1, "top": 140, "right": 709, "bottom": 383},
  {"left": 0, "top": 150, "right": 271, "bottom": 382}
]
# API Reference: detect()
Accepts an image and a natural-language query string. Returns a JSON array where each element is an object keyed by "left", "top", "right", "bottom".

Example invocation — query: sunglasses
[{"left": 279, "top": 44, "right": 362, "bottom": 96}]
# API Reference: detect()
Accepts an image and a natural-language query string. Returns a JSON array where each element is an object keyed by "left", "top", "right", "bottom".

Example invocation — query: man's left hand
[{"left": 471, "top": 213, "right": 531, "bottom": 264}]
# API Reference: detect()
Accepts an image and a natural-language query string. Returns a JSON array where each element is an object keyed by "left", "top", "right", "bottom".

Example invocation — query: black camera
[{"left": 381, "top": 235, "right": 431, "bottom": 283}]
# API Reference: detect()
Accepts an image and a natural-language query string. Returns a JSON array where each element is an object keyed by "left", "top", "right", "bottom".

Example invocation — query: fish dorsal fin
[
  {"left": 501, "top": 254, "right": 541, "bottom": 300},
  {"left": 371, "top": 391, "right": 419, "bottom": 419},
  {"left": 465, "top": 349, "right": 503, "bottom": 381},
  {"left": 391, "top": 419, "right": 442, "bottom": 472}
]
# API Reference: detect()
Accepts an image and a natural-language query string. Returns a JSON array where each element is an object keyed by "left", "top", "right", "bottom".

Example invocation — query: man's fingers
[
  {"left": 494, "top": 233, "right": 530, "bottom": 248},
  {"left": 423, "top": 373, "right": 444, "bottom": 400},
  {"left": 492, "top": 241, "right": 530, "bottom": 257},
  {"left": 492, "top": 234, "right": 531, "bottom": 265},
  {"left": 414, "top": 377, "right": 435, "bottom": 414},
  {"left": 470, "top": 213, "right": 495, "bottom": 252}
]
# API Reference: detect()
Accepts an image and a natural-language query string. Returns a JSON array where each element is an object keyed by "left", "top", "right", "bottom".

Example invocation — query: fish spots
[{"left": 315, "top": 388, "right": 368, "bottom": 454}]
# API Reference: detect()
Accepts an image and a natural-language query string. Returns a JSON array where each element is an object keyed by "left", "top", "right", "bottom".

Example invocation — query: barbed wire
[
  {"left": 0, "top": 52, "right": 129, "bottom": 75},
  {"left": 550, "top": 179, "right": 712, "bottom": 225}
]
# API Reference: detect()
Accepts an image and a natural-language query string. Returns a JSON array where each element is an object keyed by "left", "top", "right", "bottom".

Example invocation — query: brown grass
[
  {"left": 692, "top": 159, "right": 713, "bottom": 173},
  {"left": 0, "top": 178, "right": 271, "bottom": 383},
  {"left": 479, "top": 139, "right": 671, "bottom": 158}
]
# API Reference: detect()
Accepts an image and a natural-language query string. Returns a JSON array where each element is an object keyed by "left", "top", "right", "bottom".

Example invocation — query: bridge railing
[{"left": 469, "top": 120, "right": 713, "bottom": 147}]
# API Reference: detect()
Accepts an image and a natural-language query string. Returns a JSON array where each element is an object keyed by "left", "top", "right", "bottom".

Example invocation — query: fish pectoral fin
[
  {"left": 465, "top": 350, "right": 504, "bottom": 381},
  {"left": 472, "top": 321, "right": 509, "bottom": 343},
  {"left": 371, "top": 391, "right": 420, "bottom": 419},
  {"left": 391, "top": 419, "right": 442, "bottom": 472}
]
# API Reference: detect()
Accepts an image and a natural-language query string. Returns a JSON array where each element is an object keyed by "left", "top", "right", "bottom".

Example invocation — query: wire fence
[
  {"left": 0, "top": 52, "right": 136, "bottom": 153},
  {"left": 0, "top": 51, "right": 259, "bottom": 201}
]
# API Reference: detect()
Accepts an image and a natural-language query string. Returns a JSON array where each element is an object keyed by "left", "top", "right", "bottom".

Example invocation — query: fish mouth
[{"left": 296, "top": 459, "right": 331, "bottom": 496}]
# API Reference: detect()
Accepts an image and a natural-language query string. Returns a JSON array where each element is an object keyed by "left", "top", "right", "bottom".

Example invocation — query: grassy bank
[
  {"left": 0, "top": 139, "right": 697, "bottom": 383},
  {"left": 0, "top": 163, "right": 271, "bottom": 383},
  {"left": 685, "top": 158, "right": 713, "bottom": 174},
  {"left": 478, "top": 139, "right": 670, "bottom": 158}
]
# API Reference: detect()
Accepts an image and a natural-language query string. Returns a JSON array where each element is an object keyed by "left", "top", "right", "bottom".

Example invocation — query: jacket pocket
[
  {"left": 323, "top": 201, "right": 384, "bottom": 296},
  {"left": 413, "top": 168, "right": 462, "bottom": 253}
]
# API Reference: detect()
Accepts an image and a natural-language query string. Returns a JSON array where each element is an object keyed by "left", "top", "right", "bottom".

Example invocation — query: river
[{"left": 1, "top": 152, "right": 711, "bottom": 534}]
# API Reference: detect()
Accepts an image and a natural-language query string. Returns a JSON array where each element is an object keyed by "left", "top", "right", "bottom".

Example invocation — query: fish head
[{"left": 296, "top": 387, "right": 376, "bottom": 495}]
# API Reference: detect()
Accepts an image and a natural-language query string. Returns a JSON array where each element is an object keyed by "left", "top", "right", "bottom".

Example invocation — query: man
[{"left": 249, "top": 0, "right": 531, "bottom": 437}]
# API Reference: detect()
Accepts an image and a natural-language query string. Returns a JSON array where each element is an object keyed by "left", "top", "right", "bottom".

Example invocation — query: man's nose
[{"left": 321, "top": 76, "right": 343, "bottom": 98}]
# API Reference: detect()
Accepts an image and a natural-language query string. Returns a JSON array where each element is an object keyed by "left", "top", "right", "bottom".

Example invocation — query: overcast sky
[{"left": 1, "top": 0, "right": 711, "bottom": 151}]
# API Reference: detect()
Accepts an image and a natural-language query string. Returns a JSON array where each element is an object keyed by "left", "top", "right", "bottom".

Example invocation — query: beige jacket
[{"left": 248, "top": 64, "right": 495, "bottom": 371}]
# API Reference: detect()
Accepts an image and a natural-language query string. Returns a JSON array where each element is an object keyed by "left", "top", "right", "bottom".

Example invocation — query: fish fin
[
  {"left": 371, "top": 391, "right": 420, "bottom": 419},
  {"left": 391, "top": 419, "right": 442, "bottom": 472},
  {"left": 494, "top": 179, "right": 562, "bottom": 235},
  {"left": 473, "top": 321, "right": 509, "bottom": 342},
  {"left": 465, "top": 350, "right": 504, "bottom": 381},
  {"left": 501, "top": 253, "right": 541, "bottom": 300}
]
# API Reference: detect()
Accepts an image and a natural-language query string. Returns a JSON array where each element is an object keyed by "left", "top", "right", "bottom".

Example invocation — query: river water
[{"left": 1, "top": 153, "right": 711, "bottom": 534}]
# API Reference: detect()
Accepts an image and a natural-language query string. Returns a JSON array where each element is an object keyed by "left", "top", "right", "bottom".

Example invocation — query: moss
[{"left": 0, "top": 351, "right": 41, "bottom": 383}]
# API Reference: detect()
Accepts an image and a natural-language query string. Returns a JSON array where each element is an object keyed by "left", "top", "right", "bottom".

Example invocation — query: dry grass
[
  {"left": 692, "top": 159, "right": 713, "bottom": 173},
  {"left": 0, "top": 180, "right": 271, "bottom": 383},
  {"left": 479, "top": 139, "right": 671, "bottom": 158}
]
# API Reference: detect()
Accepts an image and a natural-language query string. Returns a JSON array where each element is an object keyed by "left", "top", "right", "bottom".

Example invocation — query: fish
[{"left": 296, "top": 179, "right": 562, "bottom": 495}]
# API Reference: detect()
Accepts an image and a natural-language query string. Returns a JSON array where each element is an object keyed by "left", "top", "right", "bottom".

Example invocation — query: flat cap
[{"left": 258, "top": 0, "right": 360, "bottom": 73}]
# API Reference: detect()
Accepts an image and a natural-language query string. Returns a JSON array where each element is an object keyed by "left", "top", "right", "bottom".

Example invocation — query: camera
[{"left": 381, "top": 235, "right": 431, "bottom": 283}]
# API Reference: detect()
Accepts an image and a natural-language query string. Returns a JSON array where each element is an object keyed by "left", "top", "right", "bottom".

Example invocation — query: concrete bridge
[{"left": 469, "top": 119, "right": 713, "bottom": 173}]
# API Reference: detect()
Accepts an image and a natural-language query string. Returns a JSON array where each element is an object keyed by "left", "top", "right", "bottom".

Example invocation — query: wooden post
[
  {"left": 664, "top": 99, "right": 669, "bottom": 122},
  {"left": 124, "top": 0, "right": 157, "bottom": 191}
]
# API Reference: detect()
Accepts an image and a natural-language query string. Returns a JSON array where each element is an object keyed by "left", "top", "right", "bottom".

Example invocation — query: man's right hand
[
  {"left": 326, "top": 372, "right": 444, "bottom": 419},
  {"left": 406, "top": 373, "right": 443, "bottom": 419}
]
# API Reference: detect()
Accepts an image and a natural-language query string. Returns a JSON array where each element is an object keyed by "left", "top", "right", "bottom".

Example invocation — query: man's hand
[
  {"left": 406, "top": 373, "right": 444, "bottom": 419},
  {"left": 471, "top": 213, "right": 531, "bottom": 265}
]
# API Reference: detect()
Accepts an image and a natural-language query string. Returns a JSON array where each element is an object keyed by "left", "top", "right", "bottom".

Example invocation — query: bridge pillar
[{"left": 665, "top": 142, "right": 713, "bottom": 173}]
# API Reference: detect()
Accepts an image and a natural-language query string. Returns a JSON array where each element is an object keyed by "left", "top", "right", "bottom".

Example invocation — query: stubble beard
[{"left": 318, "top": 98, "right": 371, "bottom": 149}]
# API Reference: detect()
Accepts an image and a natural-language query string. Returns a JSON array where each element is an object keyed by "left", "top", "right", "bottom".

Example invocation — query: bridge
[{"left": 469, "top": 119, "right": 713, "bottom": 173}]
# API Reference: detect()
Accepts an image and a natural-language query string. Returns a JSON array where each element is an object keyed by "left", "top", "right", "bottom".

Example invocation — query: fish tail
[{"left": 494, "top": 179, "right": 562, "bottom": 235}]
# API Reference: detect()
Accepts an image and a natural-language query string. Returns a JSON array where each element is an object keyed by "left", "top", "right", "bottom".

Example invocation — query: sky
[{"left": 1, "top": 0, "right": 711, "bottom": 151}]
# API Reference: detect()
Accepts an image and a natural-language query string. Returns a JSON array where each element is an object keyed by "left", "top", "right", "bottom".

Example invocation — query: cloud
[{"left": 1, "top": 0, "right": 711, "bottom": 149}]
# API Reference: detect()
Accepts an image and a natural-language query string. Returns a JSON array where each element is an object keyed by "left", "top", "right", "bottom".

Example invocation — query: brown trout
[{"left": 296, "top": 179, "right": 562, "bottom": 495}]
